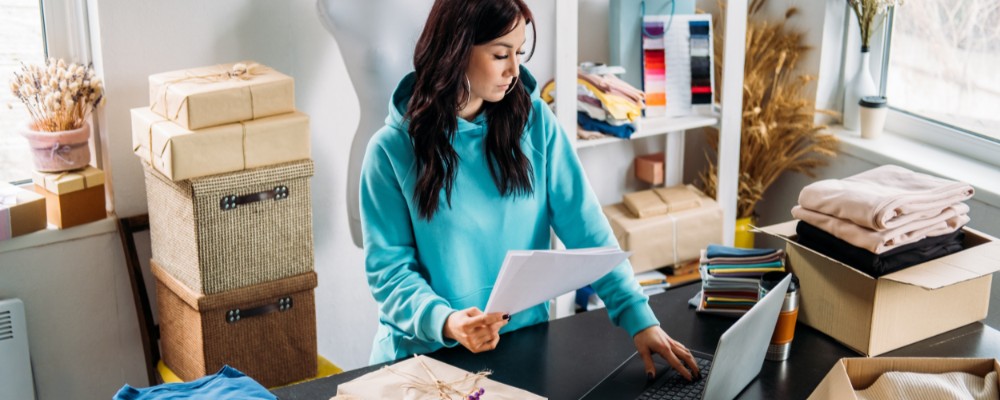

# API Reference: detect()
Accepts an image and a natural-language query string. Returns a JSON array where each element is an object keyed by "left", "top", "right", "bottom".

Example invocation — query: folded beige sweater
[
  {"left": 857, "top": 371, "right": 998, "bottom": 400},
  {"left": 791, "top": 203, "right": 970, "bottom": 254},
  {"left": 798, "top": 165, "right": 974, "bottom": 231}
]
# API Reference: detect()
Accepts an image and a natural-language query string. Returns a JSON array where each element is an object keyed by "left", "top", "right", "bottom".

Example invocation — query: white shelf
[{"left": 574, "top": 114, "right": 719, "bottom": 149}]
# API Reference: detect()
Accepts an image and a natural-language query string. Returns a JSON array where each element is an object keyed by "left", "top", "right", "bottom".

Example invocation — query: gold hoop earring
[
  {"left": 457, "top": 75, "right": 471, "bottom": 111},
  {"left": 505, "top": 76, "right": 518, "bottom": 95}
]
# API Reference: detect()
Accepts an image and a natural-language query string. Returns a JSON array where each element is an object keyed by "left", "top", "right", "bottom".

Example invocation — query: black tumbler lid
[
  {"left": 761, "top": 272, "right": 799, "bottom": 292},
  {"left": 859, "top": 96, "right": 888, "bottom": 108}
]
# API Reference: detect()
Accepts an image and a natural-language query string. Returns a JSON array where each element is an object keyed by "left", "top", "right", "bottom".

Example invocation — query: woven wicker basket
[
  {"left": 153, "top": 260, "right": 318, "bottom": 387},
  {"left": 144, "top": 159, "right": 314, "bottom": 294}
]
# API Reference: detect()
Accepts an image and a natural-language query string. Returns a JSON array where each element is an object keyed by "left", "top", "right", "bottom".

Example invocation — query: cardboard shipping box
[
  {"left": 809, "top": 357, "right": 1000, "bottom": 400},
  {"left": 759, "top": 221, "right": 1000, "bottom": 356}
]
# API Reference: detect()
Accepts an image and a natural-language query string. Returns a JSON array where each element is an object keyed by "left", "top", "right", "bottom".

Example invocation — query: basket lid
[{"left": 151, "top": 260, "right": 317, "bottom": 311}]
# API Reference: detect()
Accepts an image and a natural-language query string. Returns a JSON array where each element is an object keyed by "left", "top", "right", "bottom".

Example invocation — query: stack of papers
[{"left": 484, "top": 247, "right": 630, "bottom": 315}]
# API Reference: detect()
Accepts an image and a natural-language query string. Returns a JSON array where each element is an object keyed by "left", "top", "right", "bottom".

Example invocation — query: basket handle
[
  {"left": 219, "top": 186, "right": 289, "bottom": 211},
  {"left": 225, "top": 297, "right": 293, "bottom": 324}
]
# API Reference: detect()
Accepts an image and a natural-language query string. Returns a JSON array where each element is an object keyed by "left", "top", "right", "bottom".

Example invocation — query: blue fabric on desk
[
  {"left": 706, "top": 244, "right": 778, "bottom": 258},
  {"left": 113, "top": 365, "right": 276, "bottom": 400},
  {"left": 577, "top": 112, "right": 635, "bottom": 139}
]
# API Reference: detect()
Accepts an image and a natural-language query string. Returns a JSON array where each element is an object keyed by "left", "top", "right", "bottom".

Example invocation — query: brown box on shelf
[
  {"left": 31, "top": 166, "right": 106, "bottom": 229},
  {"left": 758, "top": 221, "right": 1000, "bottom": 356},
  {"left": 152, "top": 260, "right": 317, "bottom": 388},
  {"left": 809, "top": 358, "right": 1000, "bottom": 400},
  {"left": 634, "top": 152, "right": 665, "bottom": 185},
  {"left": 0, "top": 183, "right": 47, "bottom": 239},
  {"left": 144, "top": 159, "right": 314, "bottom": 294},
  {"left": 604, "top": 188, "right": 723, "bottom": 273}
]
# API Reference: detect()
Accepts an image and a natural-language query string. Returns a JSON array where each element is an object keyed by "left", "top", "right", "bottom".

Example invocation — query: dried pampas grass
[{"left": 699, "top": 0, "right": 839, "bottom": 219}]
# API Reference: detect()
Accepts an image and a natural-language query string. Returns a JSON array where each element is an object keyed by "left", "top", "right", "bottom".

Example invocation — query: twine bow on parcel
[
  {"left": 330, "top": 355, "right": 491, "bottom": 400},
  {"left": 150, "top": 62, "right": 269, "bottom": 123}
]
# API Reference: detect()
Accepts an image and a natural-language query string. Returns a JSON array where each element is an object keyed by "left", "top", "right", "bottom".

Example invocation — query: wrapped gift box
[
  {"left": 622, "top": 185, "right": 705, "bottom": 219},
  {"left": 152, "top": 260, "right": 317, "bottom": 388},
  {"left": 144, "top": 159, "right": 314, "bottom": 294},
  {"left": 335, "top": 355, "right": 545, "bottom": 400},
  {"left": 1, "top": 183, "right": 47, "bottom": 239},
  {"left": 148, "top": 61, "right": 295, "bottom": 130},
  {"left": 32, "top": 166, "right": 106, "bottom": 229},
  {"left": 605, "top": 189, "right": 722, "bottom": 273},
  {"left": 131, "top": 107, "right": 311, "bottom": 181}
]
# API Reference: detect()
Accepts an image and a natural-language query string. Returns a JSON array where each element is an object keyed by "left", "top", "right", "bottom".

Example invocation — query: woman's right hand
[{"left": 443, "top": 307, "right": 510, "bottom": 353}]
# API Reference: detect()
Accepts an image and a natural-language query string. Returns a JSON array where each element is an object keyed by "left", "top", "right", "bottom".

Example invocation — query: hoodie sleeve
[
  {"left": 537, "top": 103, "right": 660, "bottom": 337},
  {"left": 360, "top": 136, "right": 458, "bottom": 349}
]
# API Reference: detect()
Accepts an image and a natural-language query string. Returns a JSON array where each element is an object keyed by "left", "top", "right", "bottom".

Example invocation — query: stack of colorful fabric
[
  {"left": 540, "top": 63, "right": 645, "bottom": 140},
  {"left": 698, "top": 245, "right": 785, "bottom": 315},
  {"left": 792, "top": 165, "right": 974, "bottom": 277}
]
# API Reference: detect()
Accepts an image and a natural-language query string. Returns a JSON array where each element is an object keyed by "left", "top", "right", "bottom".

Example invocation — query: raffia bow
[
  {"left": 150, "top": 62, "right": 270, "bottom": 123},
  {"left": 383, "top": 356, "right": 491, "bottom": 400}
]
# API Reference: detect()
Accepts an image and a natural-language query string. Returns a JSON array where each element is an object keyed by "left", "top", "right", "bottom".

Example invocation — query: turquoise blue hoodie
[{"left": 360, "top": 66, "right": 659, "bottom": 364}]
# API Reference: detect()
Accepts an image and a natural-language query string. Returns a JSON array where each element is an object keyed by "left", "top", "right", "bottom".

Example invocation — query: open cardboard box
[
  {"left": 809, "top": 357, "right": 1000, "bottom": 399},
  {"left": 758, "top": 221, "right": 1000, "bottom": 356}
]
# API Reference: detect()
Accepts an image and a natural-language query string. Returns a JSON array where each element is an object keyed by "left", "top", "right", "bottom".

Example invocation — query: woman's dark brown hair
[{"left": 407, "top": 0, "right": 537, "bottom": 220}]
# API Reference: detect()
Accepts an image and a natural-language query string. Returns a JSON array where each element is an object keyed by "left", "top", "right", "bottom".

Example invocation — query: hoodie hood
[{"left": 385, "top": 65, "right": 540, "bottom": 132}]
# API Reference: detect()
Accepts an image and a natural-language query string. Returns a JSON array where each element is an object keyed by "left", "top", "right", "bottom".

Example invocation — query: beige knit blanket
[
  {"left": 791, "top": 203, "right": 969, "bottom": 254},
  {"left": 798, "top": 165, "right": 974, "bottom": 231},
  {"left": 857, "top": 371, "right": 998, "bottom": 400}
]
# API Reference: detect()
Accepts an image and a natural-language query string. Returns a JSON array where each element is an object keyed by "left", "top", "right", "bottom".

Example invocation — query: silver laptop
[{"left": 580, "top": 274, "right": 791, "bottom": 400}]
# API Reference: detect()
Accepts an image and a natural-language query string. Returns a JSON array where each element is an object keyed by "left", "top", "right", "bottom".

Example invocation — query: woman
[{"left": 359, "top": 0, "right": 699, "bottom": 381}]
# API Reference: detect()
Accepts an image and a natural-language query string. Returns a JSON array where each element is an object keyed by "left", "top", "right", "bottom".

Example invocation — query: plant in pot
[
  {"left": 699, "top": 0, "right": 839, "bottom": 248},
  {"left": 9, "top": 58, "right": 104, "bottom": 172}
]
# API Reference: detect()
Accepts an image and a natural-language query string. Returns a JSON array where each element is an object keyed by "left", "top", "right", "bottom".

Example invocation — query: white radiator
[{"left": 0, "top": 298, "right": 35, "bottom": 400}]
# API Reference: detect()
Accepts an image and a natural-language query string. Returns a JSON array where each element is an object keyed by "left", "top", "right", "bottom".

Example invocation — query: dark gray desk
[{"left": 273, "top": 282, "right": 1000, "bottom": 400}]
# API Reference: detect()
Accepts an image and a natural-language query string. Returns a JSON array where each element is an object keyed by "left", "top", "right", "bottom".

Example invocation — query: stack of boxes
[{"left": 132, "top": 61, "right": 317, "bottom": 387}]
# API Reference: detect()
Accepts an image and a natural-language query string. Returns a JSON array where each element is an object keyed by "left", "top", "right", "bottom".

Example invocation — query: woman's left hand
[{"left": 633, "top": 326, "right": 701, "bottom": 381}]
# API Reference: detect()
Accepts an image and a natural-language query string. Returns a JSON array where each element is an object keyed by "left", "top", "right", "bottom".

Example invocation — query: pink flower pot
[{"left": 20, "top": 122, "right": 91, "bottom": 172}]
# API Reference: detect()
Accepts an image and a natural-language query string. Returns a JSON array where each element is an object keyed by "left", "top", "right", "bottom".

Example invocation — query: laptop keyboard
[{"left": 636, "top": 357, "right": 713, "bottom": 400}]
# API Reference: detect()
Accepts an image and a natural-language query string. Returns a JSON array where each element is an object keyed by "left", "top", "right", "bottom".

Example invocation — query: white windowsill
[
  {"left": 832, "top": 126, "right": 1000, "bottom": 209},
  {"left": 0, "top": 215, "right": 118, "bottom": 255}
]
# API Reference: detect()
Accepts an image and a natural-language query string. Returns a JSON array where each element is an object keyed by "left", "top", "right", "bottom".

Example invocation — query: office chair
[{"left": 116, "top": 214, "right": 341, "bottom": 388}]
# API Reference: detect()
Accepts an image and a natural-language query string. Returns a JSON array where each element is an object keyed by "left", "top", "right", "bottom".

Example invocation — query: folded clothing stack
[
  {"left": 698, "top": 245, "right": 785, "bottom": 315},
  {"left": 540, "top": 64, "right": 645, "bottom": 140},
  {"left": 792, "top": 165, "right": 973, "bottom": 277}
]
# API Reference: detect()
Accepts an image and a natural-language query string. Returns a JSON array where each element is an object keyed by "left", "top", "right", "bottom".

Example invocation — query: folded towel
[
  {"left": 791, "top": 203, "right": 970, "bottom": 254},
  {"left": 798, "top": 165, "right": 974, "bottom": 231},
  {"left": 856, "top": 371, "right": 998, "bottom": 400}
]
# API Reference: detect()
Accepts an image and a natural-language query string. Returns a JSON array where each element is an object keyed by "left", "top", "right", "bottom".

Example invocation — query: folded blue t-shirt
[
  {"left": 706, "top": 244, "right": 779, "bottom": 258},
  {"left": 113, "top": 365, "right": 275, "bottom": 400}
]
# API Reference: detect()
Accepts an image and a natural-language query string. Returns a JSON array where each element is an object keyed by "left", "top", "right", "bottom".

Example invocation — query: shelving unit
[
  {"left": 554, "top": 0, "right": 746, "bottom": 246},
  {"left": 548, "top": 0, "right": 747, "bottom": 319}
]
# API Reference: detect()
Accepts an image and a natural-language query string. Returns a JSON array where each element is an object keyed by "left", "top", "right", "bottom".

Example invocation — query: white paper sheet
[{"left": 484, "top": 247, "right": 630, "bottom": 314}]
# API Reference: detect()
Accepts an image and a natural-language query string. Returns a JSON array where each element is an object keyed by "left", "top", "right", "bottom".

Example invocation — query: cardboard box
[
  {"left": 153, "top": 260, "right": 317, "bottom": 388},
  {"left": 0, "top": 183, "right": 47, "bottom": 239},
  {"left": 634, "top": 152, "right": 665, "bottom": 185},
  {"left": 605, "top": 189, "right": 722, "bottom": 273},
  {"left": 622, "top": 185, "right": 704, "bottom": 219},
  {"left": 809, "top": 357, "right": 1000, "bottom": 400},
  {"left": 148, "top": 61, "right": 295, "bottom": 130},
  {"left": 131, "top": 107, "right": 311, "bottom": 181},
  {"left": 758, "top": 221, "right": 1000, "bottom": 356},
  {"left": 32, "top": 167, "right": 106, "bottom": 229}
]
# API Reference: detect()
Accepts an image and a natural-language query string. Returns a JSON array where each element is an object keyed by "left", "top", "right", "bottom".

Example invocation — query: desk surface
[{"left": 273, "top": 282, "right": 1000, "bottom": 400}]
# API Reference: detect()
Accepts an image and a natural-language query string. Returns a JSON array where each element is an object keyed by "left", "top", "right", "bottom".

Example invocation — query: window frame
[{"left": 877, "top": 5, "right": 1000, "bottom": 168}]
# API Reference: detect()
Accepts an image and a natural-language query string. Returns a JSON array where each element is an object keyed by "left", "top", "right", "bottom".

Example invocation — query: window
[
  {"left": 1, "top": 0, "right": 46, "bottom": 183},
  {"left": 883, "top": 0, "right": 1000, "bottom": 163}
]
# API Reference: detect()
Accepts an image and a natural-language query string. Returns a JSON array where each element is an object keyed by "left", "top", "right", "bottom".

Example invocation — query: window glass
[
  {"left": 886, "top": 1, "right": 1000, "bottom": 142},
  {"left": 1, "top": 0, "right": 46, "bottom": 182}
]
